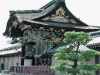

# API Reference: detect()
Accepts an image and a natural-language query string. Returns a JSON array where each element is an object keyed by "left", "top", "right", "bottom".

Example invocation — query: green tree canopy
[{"left": 51, "top": 31, "right": 100, "bottom": 75}]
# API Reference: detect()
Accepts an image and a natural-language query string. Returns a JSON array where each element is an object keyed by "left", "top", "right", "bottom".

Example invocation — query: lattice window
[{"left": 37, "top": 56, "right": 52, "bottom": 66}]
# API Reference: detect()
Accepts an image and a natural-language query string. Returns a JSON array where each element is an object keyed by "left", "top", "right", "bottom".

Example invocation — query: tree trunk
[
  {"left": 72, "top": 59, "right": 77, "bottom": 75},
  {"left": 72, "top": 42, "right": 79, "bottom": 75}
]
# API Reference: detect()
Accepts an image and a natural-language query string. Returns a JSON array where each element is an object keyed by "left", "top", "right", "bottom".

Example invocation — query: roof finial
[{"left": 54, "top": 0, "right": 65, "bottom": 2}]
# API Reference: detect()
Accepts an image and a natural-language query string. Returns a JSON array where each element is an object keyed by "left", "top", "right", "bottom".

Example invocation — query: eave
[
  {"left": 89, "top": 30, "right": 100, "bottom": 38},
  {"left": 87, "top": 36, "right": 100, "bottom": 48},
  {"left": 0, "top": 44, "right": 21, "bottom": 57},
  {"left": 3, "top": 19, "right": 99, "bottom": 37},
  {"left": 22, "top": 20, "right": 99, "bottom": 32}
]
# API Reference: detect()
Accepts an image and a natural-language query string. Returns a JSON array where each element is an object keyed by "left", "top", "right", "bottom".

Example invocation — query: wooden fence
[{"left": 10, "top": 66, "right": 55, "bottom": 75}]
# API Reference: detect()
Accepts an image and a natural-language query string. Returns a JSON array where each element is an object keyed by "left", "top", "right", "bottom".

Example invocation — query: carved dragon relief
[{"left": 42, "top": 6, "right": 78, "bottom": 24}]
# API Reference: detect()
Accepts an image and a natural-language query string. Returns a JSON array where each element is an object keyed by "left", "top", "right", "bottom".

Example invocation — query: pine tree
[{"left": 51, "top": 31, "right": 100, "bottom": 75}]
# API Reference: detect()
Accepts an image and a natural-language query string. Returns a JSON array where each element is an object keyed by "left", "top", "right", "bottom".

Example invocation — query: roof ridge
[
  {"left": 9, "top": 9, "right": 42, "bottom": 14},
  {"left": 40, "top": 0, "right": 55, "bottom": 9},
  {"left": 53, "top": 0, "right": 65, "bottom": 2},
  {"left": 40, "top": 0, "right": 65, "bottom": 9}
]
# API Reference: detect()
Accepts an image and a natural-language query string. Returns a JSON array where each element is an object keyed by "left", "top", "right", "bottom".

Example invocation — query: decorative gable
[{"left": 42, "top": 6, "right": 78, "bottom": 24}]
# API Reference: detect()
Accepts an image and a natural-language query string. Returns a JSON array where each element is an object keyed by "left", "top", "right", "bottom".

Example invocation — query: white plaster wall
[
  {"left": 12, "top": 56, "right": 21, "bottom": 66},
  {"left": 51, "top": 55, "right": 69, "bottom": 75},
  {"left": 81, "top": 57, "right": 95, "bottom": 75},
  {"left": 51, "top": 55, "right": 60, "bottom": 75},
  {"left": 0, "top": 56, "right": 32, "bottom": 71},
  {"left": 51, "top": 55, "right": 96, "bottom": 75},
  {"left": 0, "top": 56, "right": 21, "bottom": 71},
  {"left": 88, "top": 57, "right": 95, "bottom": 75},
  {"left": 24, "top": 59, "right": 32, "bottom": 66}
]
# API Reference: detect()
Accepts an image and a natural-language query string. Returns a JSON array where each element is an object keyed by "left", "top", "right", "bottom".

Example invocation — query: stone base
[{"left": 1, "top": 70, "right": 9, "bottom": 74}]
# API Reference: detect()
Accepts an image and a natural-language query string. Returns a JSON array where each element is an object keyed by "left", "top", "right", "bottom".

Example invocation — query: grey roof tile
[
  {"left": 0, "top": 44, "right": 21, "bottom": 55},
  {"left": 46, "top": 43, "right": 90, "bottom": 53},
  {"left": 12, "top": 2, "right": 56, "bottom": 22},
  {"left": 87, "top": 37, "right": 100, "bottom": 47},
  {"left": 89, "top": 30, "right": 100, "bottom": 38}
]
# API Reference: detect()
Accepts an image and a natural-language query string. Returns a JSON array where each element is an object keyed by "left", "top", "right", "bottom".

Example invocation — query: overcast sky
[{"left": 0, "top": 0, "right": 100, "bottom": 49}]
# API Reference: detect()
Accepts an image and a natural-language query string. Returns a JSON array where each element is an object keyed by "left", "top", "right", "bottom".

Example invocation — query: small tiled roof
[
  {"left": 87, "top": 37, "right": 100, "bottom": 47},
  {"left": 89, "top": 30, "right": 100, "bottom": 38},
  {"left": 46, "top": 43, "right": 90, "bottom": 53},
  {"left": 7, "top": 38, "right": 19, "bottom": 44},
  {"left": 86, "top": 31, "right": 100, "bottom": 47},
  {"left": 87, "top": 43, "right": 100, "bottom": 48},
  {"left": 0, "top": 44, "right": 21, "bottom": 56},
  {"left": 0, "top": 49, "right": 21, "bottom": 56}
]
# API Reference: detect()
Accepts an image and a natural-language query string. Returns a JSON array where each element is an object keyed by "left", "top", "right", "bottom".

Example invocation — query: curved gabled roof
[
  {"left": 3, "top": 0, "right": 99, "bottom": 37},
  {"left": 9, "top": 0, "right": 87, "bottom": 25},
  {"left": 9, "top": 0, "right": 56, "bottom": 22}
]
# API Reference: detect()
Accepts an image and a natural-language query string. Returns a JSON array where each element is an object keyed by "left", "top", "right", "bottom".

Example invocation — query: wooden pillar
[
  {"left": 95, "top": 55, "right": 99, "bottom": 75},
  {"left": 32, "top": 56, "right": 35, "bottom": 65},
  {"left": 27, "top": 42, "right": 36, "bottom": 66},
  {"left": 21, "top": 45, "right": 25, "bottom": 66},
  {"left": 21, "top": 58, "right": 24, "bottom": 66},
  {"left": 12, "top": 55, "right": 14, "bottom": 66}
]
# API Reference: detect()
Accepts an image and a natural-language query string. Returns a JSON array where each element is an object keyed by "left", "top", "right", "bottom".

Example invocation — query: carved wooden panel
[
  {"left": 25, "top": 44, "right": 36, "bottom": 57},
  {"left": 42, "top": 6, "right": 78, "bottom": 24}
]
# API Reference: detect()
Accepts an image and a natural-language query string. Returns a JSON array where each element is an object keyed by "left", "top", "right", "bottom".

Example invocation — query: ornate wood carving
[
  {"left": 20, "top": 29, "right": 63, "bottom": 44},
  {"left": 19, "top": 24, "right": 32, "bottom": 31},
  {"left": 42, "top": 6, "right": 78, "bottom": 24},
  {"left": 12, "top": 21, "right": 18, "bottom": 28}
]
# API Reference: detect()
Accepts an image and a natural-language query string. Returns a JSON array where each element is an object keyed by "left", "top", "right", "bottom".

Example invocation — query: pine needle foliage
[{"left": 51, "top": 31, "right": 100, "bottom": 75}]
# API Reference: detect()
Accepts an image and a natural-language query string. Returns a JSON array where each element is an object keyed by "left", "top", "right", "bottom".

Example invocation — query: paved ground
[
  {"left": 0, "top": 74, "right": 10, "bottom": 75},
  {"left": 0, "top": 70, "right": 11, "bottom": 75}
]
